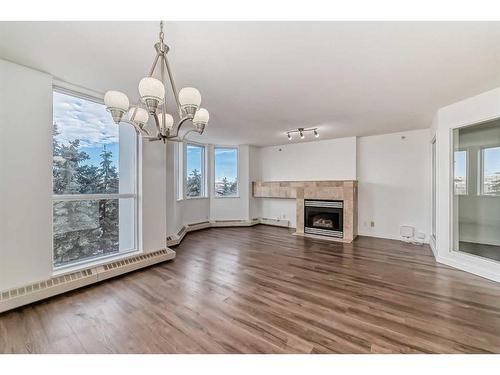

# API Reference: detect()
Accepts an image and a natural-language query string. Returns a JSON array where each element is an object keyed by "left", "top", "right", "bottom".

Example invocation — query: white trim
[
  {"left": 53, "top": 78, "right": 104, "bottom": 101},
  {"left": 53, "top": 248, "right": 141, "bottom": 274},
  {"left": 185, "top": 142, "right": 208, "bottom": 199},
  {"left": 434, "top": 107, "right": 500, "bottom": 283},
  {"left": 51, "top": 85, "right": 140, "bottom": 272},
  {"left": 479, "top": 145, "right": 500, "bottom": 196},
  {"left": 52, "top": 193, "right": 136, "bottom": 201}
]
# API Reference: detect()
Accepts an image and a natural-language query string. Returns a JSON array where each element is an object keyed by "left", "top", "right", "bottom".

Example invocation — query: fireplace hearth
[{"left": 304, "top": 200, "right": 343, "bottom": 238}]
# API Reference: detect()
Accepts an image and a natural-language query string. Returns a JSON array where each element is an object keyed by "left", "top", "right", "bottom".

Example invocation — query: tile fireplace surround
[{"left": 252, "top": 180, "right": 358, "bottom": 243}]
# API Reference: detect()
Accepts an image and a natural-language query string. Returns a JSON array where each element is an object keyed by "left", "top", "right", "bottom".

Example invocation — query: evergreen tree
[
  {"left": 187, "top": 169, "right": 202, "bottom": 196},
  {"left": 221, "top": 176, "right": 230, "bottom": 195},
  {"left": 493, "top": 172, "right": 500, "bottom": 194},
  {"left": 229, "top": 180, "right": 238, "bottom": 195},
  {"left": 53, "top": 137, "right": 120, "bottom": 265},
  {"left": 97, "top": 145, "right": 119, "bottom": 253}
]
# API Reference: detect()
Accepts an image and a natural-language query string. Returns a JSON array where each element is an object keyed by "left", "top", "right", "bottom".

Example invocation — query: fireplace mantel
[{"left": 252, "top": 180, "right": 358, "bottom": 243}]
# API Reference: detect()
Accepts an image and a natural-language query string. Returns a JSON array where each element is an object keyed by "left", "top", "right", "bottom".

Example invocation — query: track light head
[
  {"left": 314, "top": 129, "right": 319, "bottom": 138},
  {"left": 287, "top": 133, "right": 292, "bottom": 141}
]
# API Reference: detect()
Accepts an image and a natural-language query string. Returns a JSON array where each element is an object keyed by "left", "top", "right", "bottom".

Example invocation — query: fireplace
[{"left": 304, "top": 200, "right": 343, "bottom": 238}]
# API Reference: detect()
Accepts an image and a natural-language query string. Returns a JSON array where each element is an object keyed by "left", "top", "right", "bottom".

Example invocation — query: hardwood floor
[{"left": 1, "top": 225, "right": 500, "bottom": 353}]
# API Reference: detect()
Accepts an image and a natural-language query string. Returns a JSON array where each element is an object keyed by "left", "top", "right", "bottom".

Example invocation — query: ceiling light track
[
  {"left": 286, "top": 127, "right": 319, "bottom": 141},
  {"left": 103, "top": 21, "right": 209, "bottom": 143}
]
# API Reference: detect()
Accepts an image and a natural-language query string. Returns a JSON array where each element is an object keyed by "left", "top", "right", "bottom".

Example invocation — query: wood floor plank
[{"left": 1, "top": 225, "right": 500, "bottom": 353}]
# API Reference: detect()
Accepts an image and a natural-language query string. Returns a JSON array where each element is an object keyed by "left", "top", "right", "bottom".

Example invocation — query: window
[
  {"left": 52, "top": 89, "right": 138, "bottom": 268},
  {"left": 214, "top": 147, "right": 238, "bottom": 197},
  {"left": 185, "top": 143, "right": 206, "bottom": 198},
  {"left": 481, "top": 146, "right": 500, "bottom": 195},
  {"left": 454, "top": 150, "right": 467, "bottom": 195}
]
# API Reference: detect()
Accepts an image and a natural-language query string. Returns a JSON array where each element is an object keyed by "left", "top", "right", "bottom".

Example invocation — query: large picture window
[
  {"left": 481, "top": 146, "right": 500, "bottom": 196},
  {"left": 214, "top": 147, "right": 238, "bottom": 197},
  {"left": 185, "top": 143, "right": 206, "bottom": 198},
  {"left": 52, "top": 89, "right": 137, "bottom": 268}
]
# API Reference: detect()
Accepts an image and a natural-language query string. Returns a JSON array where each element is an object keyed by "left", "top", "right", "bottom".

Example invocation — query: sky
[
  {"left": 214, "top": 148, "right": 237, "bottom": 182},
  {"left": 186, "top": 145, "right": 203, "bottom": 177},
  {"left": 185, "top": 146, "right": 237, "bottom": 182},
  {"left": 53, "top": 91, "right": 119, "bottom": 169}
]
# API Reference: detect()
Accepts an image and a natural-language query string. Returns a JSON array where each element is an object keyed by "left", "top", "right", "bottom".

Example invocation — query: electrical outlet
[{"left": 370, "top": 221, "right": 375, "bottom": 228}]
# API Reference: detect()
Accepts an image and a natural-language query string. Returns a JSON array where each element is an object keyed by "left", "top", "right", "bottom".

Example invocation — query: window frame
[
  {"left": 184, "top": 141, "right": 208, "bottom": 199},
  {"left": 479, "top": 144, "right": 500, "bottom": 196},
  {"left": 51, "top": 85, "right": 140, "bottom": 271},
  {"left": 213, "top": 145, "right": 239, "bottom": 199},
  {"left": 453, "top": 148, "right": 469, "bottom": 196},
  {"left": 175, "top": 142, "right": 184, "bottom": 201}
]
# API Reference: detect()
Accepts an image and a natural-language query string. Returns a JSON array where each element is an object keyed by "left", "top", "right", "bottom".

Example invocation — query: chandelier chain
[{"left": 159, "top": 21, "right": 164, "bottom": 43}]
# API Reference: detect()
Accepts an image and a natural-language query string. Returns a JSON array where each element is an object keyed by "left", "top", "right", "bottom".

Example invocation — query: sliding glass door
[{"left": 452, "top": 119, "right": 500, "bottom": 262}]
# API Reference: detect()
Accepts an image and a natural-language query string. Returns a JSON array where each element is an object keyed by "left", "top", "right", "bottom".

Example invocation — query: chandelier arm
[
  {"left": 152, "top": 112, "right": 164, "bottom": 137},
  {"left": 121, "top": 119, "right": 150, "bottom": 136},
  {"left": 160, "top": 54, "right": 167, "bottom": 139},
  {"left": 179, "top": 129, "right": 198, "bottom": 141},
  {"left": 167, "top": 116, "right": 193, "bottom": 139},
  {"left": 162, "top": 54, "right": 183, "bottom": 118},
  {"left": 149, "top": 52, "right": 161, "bottom": 76}
]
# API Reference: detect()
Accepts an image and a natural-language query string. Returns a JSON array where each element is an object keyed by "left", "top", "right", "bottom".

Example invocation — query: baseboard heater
[{"left": 0, "top": 249, "right": 175, "bottom": 314}]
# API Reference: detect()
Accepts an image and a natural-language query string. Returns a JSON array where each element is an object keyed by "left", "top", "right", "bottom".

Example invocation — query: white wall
[
  {"left": 165, "top": 142, "right": 211, "bottom": 235},
  {"left": 0, "top": 59, "right": 53, "bottom": 290},
  {"left": 258, "top": 137, "right": 357, "bottom": 181},
  {"left": 140, "top": 139, "right": 167, "bottom": 252},
  {"left": 357, "top": 129, "right": 431, "bottom": 241},
  {"left": 0, "top": 59, "right": 170, "bottom": 291},
  {"left": 252, "top": 137, "right": 357, "bottom": 228},
  {"left": 250, "top": 132, "right": 431, "bottom": 238},
  {"left": 248, "top": 145, "right": 261, "bottom": 220},
  {"left": 434, "top": 86, "right": 500, "bottom": 282}
]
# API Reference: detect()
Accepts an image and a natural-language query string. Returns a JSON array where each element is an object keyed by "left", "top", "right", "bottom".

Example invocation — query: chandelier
[
  {"left": 286, "top": 127, "right": 319, "bottom": 141},
  {"left": 103, "top": 21, "right": 209, "bottom": 142}
]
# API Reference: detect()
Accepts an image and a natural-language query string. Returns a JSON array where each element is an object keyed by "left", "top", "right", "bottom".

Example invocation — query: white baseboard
[
  {"left": 436, "top": 253, "right": 500, "bottom": 283},
  {"left": 0, "top": 249, "right": 176, "bottom": 313},
  {"left": 166, "top": 217, "right": 289, "bottom": 247}
]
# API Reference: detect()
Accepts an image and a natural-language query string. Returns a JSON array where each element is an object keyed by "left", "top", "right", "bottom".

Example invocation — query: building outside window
[
  {"left": 214, "top": 147, "right": 238, "bottom": 197},
  {"left": 185, "top": 143, "right": 206, "bottom": 198},
  {"left": 52, "top": 89, "right": 138, "bottom": 268},
  {"left": 481, "top": 146, "right": 500, "bottom": 195}
]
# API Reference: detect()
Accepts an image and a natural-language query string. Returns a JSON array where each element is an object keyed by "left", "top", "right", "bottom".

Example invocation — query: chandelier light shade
[
  {"left": 104, "top": 90, "right": 130, "bottom": 123},
  {"left": 103, "top": 21, "right": 210, "bottom": 143},
  {"left": 127, "top": 107, "right": 149, "bottom": 126},
  {"left": 138, "top": 77, "right": 165, "bottom": 102},
  {"left": 158, "top": 113, "right": 174, "bottom": 131},
  {"left": 193, "top": 108, "right": 209, "bottom": 124},
  {"left": 179, "top": 87, "right": 201, "bottom": 107}
]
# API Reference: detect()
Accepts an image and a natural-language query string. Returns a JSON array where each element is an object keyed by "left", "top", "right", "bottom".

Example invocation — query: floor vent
[{"left": 0, "top": 249, "right": 175, "bottom": 313}]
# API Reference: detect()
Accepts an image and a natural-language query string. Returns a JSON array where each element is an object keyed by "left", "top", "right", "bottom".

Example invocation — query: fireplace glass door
[{"left": 304, "top": 200, "right": 343, "bottom": 238}]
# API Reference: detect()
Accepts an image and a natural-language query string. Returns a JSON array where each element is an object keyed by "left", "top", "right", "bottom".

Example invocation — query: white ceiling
[{"left": 2, "top": 21, "right": 500, "bottom": 146}]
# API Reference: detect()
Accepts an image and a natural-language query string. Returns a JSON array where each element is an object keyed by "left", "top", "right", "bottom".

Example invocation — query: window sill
[
  {"left": 185, "top": 196, "right": 209, "bottom": 200},
  {"left": 213, "top": 195, "right": 240, "bottom": 199},
  {"left": 52, "top": 248, "right": 141, "bottom": 276}
]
